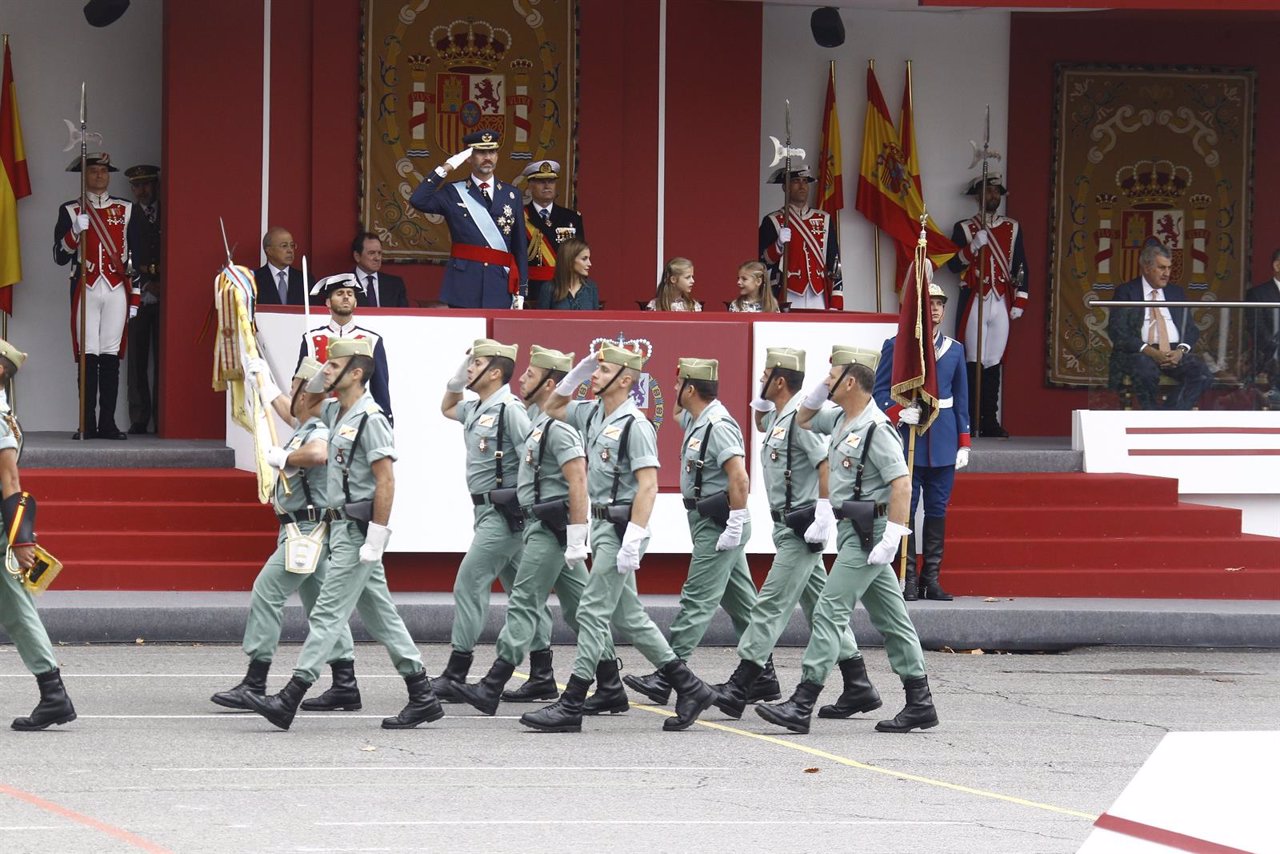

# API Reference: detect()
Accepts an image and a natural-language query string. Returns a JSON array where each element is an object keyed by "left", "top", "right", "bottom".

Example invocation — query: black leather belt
[
  {"left": 276, "top": 508, "right": 337, "bottom": 525},
  {"left": 471, "top": 493, "right": 492, "bottom": 506},
  {"left": 591, "top": 504, "right": 624, "bottom": 520},
  {"left": 833, "top": 502, "right": 888, "bottom": 520},
  {"left": 770, "top": 510, "right": 785, "bottom": 523},
  {"left": 682, "top": 498, "right": 697, "bottom": 510}
]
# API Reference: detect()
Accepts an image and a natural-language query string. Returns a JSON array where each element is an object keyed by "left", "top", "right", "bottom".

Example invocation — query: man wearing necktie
[
  {"left": 350, "top": 232, "right": 408, "bottom": 308},
  {"left": 409, "top": 130, "right": 528, "bottom": 310},
  {"left": 253, "top": 228, "right": 308, "bottom": 306},
  {"left": 520, "top": 160, "right": 586, "bottom": 306},
  {"left": 1108, "top": 242, "right": 1214, "bottom": 410}
]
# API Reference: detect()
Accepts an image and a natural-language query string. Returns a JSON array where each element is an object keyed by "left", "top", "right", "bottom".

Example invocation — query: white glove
[
  {"left": 265, "top": 446, "right": 291, "bottom": 470},
  {"left": 444, "top": 147, "right": 473, "bottom": 171},
  {"left": 244, "top": 357, "right": 283, "bottom": 407},
  {"left": 511, "top": 294, "right": 525, "bottom": 310},
  {"left": 616, "top": 522, "right": 648, "bottom": 574},
  {"left": 564, "top": 523, "right": 590, "bottom": 565},
  {"left": 556, "top": 353, "right": 597, "bottom": 397},
  {"left": 897, "top": 404, "right": 922, "bottom": 426},
  {"left": 716, "top": 508, "right": 749, "bottom": 551},
  {"left": 801, "top": 381, "right": 829, "bottom": 411},
  {"left": 955, "top": 446, "right": 970, "bottom": 470},
  {"left": 128, "top": 305, "right": 138, "bottom": 321},
  {"left": 72, "top": 213, "right": 90, "bottom": 235},
  {"left": 969, "top": 229, "right": 990, "bottom": 251},
  {"left": 867, "top": 521, "right": 912, "bottom": 566},
  {"left": 1010, "top": 307, "right": 1024, "bottom": 320},
  {"left": 804, "top": 498, "right": 835, "bottom": 544},
  {"left": 776, "top": 226, "right": 792, "bottom": 247},
  {"left": 445, "top": 355, "right": 471, "bottom": 393},
  {"left": 359, "top": 522, "right": 391, "bottom": 563},
  {"left": 750, "top": 396, "right": 776, "bottom": 413}
]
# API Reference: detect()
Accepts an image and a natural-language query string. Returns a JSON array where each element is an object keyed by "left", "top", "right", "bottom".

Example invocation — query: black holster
[
  {"left": 1, "top": 492, "right": 37, "bottom": 546},
  {"left": 530, "top": 498, "right": 570, "bottom": 546},
  {"left": 783, "top": 503, "right": 824, "bottom": 554},
  {"left": 606, "top": 503, "right": 632, "bottom": 541},
  {"left": 342, "top": 500, "right": 372, "bottom": 537},
  {"left": 489, "top": 488, "right": 525, "bottom": 534},
  {"left": 694, "top": 491, "right": 731, "bottom": 528},
  {"left": 837, "top": 499, "right": 876, "bottom": 552}
]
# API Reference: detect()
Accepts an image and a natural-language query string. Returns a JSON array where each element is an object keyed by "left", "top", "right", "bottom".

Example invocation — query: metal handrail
[{"left": 1085, "top": 297, "right": 1280, "bottom": 309}]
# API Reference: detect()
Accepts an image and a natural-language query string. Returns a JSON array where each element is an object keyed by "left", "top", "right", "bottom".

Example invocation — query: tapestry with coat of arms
[
  {"left": 1047, "top": 65, "right": 1255, "bottom": 387},
  {"left": 360, "top": 0, "right": 578, "bottom": 262}
]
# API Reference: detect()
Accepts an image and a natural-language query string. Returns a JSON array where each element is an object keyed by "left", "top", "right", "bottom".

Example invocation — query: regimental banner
[
  {"left": 360, "top": 1, "right": 578, "bottom": 262},
  {"left": 1047, "top": 65, "right": 1255, "bottom": 387}
]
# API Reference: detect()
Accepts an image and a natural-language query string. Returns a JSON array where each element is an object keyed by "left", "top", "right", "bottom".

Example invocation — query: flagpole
[
  {"left": 827, "top": 60, "right": 839, "bottom": 311},
  {"left": 868, "top": 60, "right": 882, "bottom": 313},
  {"left": 76, "top": 82, "right": 88, "bottom": 441}
]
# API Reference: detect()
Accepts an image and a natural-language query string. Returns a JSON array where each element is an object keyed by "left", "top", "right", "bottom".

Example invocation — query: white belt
[{"left": 936, "top": 397, "right": 953, "bottom": 409}]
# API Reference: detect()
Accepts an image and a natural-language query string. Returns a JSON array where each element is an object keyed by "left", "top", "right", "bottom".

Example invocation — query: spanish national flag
[
  {"left": 1, "top": 37, "right": 32, "bottom": 316},
  {"left": 817, "top": 63, "right": 843, "bottom": 216},
  {"left": 897, "top": 63, "right": 956, "bottom": 288}
]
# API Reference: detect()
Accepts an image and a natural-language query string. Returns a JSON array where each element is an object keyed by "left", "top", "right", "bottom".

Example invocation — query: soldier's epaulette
[
  {"left": 364, "top": 402, "right": 383, "bottom": 416},
  {"left": 708, "top": 412, "right": 724, "bottom": 423}
]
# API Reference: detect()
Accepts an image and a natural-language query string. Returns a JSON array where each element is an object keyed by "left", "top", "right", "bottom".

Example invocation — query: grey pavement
[{"left": 0, "top": 643, "right": 1275, "bottom": 854}]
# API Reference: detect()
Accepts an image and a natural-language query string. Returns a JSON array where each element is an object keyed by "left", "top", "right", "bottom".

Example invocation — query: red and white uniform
[
  {"left": 948, "top": 214, "right": 1030, "bottom": 367},
  {"left": 53, "top": 192, "right": 141, "bottom": 358},
  {"left": 759, "top": 206, "right": 844, "bottom": 311}
]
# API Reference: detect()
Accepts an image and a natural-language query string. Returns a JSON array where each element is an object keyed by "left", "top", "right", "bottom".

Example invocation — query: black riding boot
[
  {"left": 501, "top": 648, "right": 558, "bottom": 702},
  {"left": 920, "top": 517, "right": 953, "bottom": 601},
  {"left": 756, "top": 680, "right": 823, "bottom": 734},
  {"left": 903, "top": 531, "right": 919, "bottom": 601},
  {"left": 244, "top": 675, "right": 311, "bottom": 731},
  {"left": 95, "top": 354, "right": 126, "bottom": 439},
  {"left": 818, "top": 657, "right": 883, "bottom": 718},
  {"left": 520, "top": 674, "right": 591, "bottom": 733},
  {"left": 72, "top": 354, "right": 99, "bottom": 439},
  {"left": 875, "top": 675, "right": 940, "bottom": 733},
  {"left": 454, "top": 658, "right": 516, "bottom": 716},
  {"left": 382, "top": 670, "right": 446, "bottom": 729},
  {"left": 300, "top": 659, "right": 363, "bottom": 711},
  {"left": 210, "top": 658, "right": 270, "bottom": 710},
  {"left": 965, "top": 361, "right": 979, "bottom": 438},
  {"left": 981, "top": 364, "right": 1009, "bottom": 438},
  {"left": 661, "top": 659, "right": 714, "bottom": 732},
  {"left": 429, "top": 649, "right": 473, "bottom": 702},
  {"left": 583, "top": 657, "right": 630, "bottom": 715},
  {"left": 11, "top": 669, "right": 76, "bottom": 731},
  {"left": 711, "top": 658, "right": 764, "bottom": 720},
  {"left": 623, "top": 668, "right": 671, "bottom": 705}
]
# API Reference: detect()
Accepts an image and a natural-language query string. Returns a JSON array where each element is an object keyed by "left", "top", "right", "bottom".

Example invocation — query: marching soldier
[
  {"left": 521, "top": 343, "right": 715, "bottom": 733},
  {"left": 53, "top": 152, "right": 144, "bottom": 440},
  {"left": 946, "top": 173, "right": 1029, "bottom": 437},
  {"left": 623, "top": 358, "right": 766, "bottom": 705},
  {"left": 433, "top": 339, "right": 553, "bottom": 701},
  {"left": 210, "top": 356, "right": 360, "bottom": 713},
  {"left": 711, "top": 348, "right": 876, "bottom": 721},
  {"left": 873, "top": 283, "right": 971, "bottom": 601},
  {"left": 520, "top": 160, "right": 585, "bottom": 306},
  {"left": 758, "top": 166, "right": 844, "bottom": 311},
  {"left": 409, "top": 130, "right": 529, "bottom": 309},
  {"left": 124, "top": 164, "right": 161, "bottom": 434},
  {"left": 757, "top": 345, "right": 938, "bottom": 735},
  {"left": 454, "top": 345, "right": 627, "bottom": 717},
  {"left": 244, "top": 338, "right": 442, "bottom": 730},
  {"left": 298, "top": 275, "right": 393, "bottom": 423},
  {"left": 0, "top": 340, "right": 77, "bottom": 731}
]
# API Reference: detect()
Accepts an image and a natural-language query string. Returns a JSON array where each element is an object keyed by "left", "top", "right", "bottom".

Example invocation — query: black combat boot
[
  {"left": 11, "top": 669, "right": 77, "bottom": 731},
  {"left": 95, "top": 355, "right": 127, "bottom": 439},
  {"left": 981, "top": 365, "right": 1009, "bottom": 438},
  {"left": 756, "top": 681, "right": 823, "bottom": 734},
  {"left": 453, "top": 658, "right": 516, "bottom": 716},
  {"left": 244, "top": 675, "right": 312, "bottom": 731},
  {"left": 903, "top": 531, "right": 920, "bottom": 601},
  {"left": 747, "top": 655, "right": 782, "bottom": 702},
  {"left": 818, "top": 657, "right": 883, "bottom": 719},
  {"left": 661, "top": 659, "right": 714, "bottom": 732},
  {"left": 383, "top": 670, "right": 446, "bottom": 729},
  {"left": 500, "top": 648, "right": 558, "bottom": 702},
  {"left": 300, "top": 659, "right": 363, "bottom": 711},
  {"left": 429, "top": 649, "right": 473, "bottom": 702},
  {"left": 920, "top": 517, "right": 954, "bottom": 601},
  {"left": 583, "top": 658, "right": 630, "bottom": 715},
  {"left": 711, "top": 658, "right": 764, "bottom": 720},
  {"left": 520, "top": 674, "right": 592, "bottom": 733},
  {"left": 210, "top": 658, "right": 270, "bottom": 710},
  {"left": 875, "top": 675, "right": 939, "bottom": 733},
  {"left": 72, "top": 355, "right": 99, "bottom": 439},
  {"left": 622, "top": 668, "right": 671, "bottom": 705}
]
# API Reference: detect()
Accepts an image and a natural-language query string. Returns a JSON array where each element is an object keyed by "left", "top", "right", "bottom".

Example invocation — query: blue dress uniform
[
  {"left": 872, "top": 325, "right": 970, "bottom": 600},
  {"left": 408, "top": 130, "right": 528, "bottom": 308}
]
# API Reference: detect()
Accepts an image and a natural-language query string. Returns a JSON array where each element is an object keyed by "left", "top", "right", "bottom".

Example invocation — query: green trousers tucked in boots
[{"left": 0, "top": 562, "right": 59, "bottom": 676}]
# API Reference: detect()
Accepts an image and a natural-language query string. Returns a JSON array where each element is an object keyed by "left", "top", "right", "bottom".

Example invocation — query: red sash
[
  {"left": 529, "top": 266, "right": 555, "bottom": 282},
  {"left": 451, "top": 244, "right": 520, "bottom": 295}
]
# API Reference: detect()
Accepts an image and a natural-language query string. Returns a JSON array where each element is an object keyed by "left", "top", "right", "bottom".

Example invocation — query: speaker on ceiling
[
  {"left": 811, "top": 7, "right": 845, "bottom": 49},
  {"left": 84, "top": 0, "right": 131, "bottom": 28}
]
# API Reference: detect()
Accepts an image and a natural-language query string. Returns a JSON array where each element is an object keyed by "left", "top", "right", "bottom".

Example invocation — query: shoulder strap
[
  {"left": 533, "top": 420, "right": 555, "bottom": 503},
  {"left": 341, "top": 413, "right": 372, "bottom": 504},
  {"left": 782, "top": 412, "right": 795, "bottom": 512},
  {"left": 609, "top": 416, "right": 636, "bottom": 504},
  {"left": 692, "top": 421, "right": 715, "bottom": 499},
  {"left": 494, "top": 402, "right": 508, "bottom": 488},
  {"left": 852, "top": 422, "right": 879, "bottom": 501}
]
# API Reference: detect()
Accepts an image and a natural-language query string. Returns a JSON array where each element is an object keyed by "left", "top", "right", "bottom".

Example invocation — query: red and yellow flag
[
  {"left": 897, "top": 62, "right": 956, "bottom": 287},
  {"left": 817, "top": 63, "right": 843, "bottom": 216},
  {"left": 1, "top": 37, "right": 32, "bottom": 315}
]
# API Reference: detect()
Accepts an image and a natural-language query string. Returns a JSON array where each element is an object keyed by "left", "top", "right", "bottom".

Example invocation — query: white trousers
[
  {"left": 81, "top": 279, "right": 127, "bottom": 355},
  {"left": 787, "top": 287, "right": 827, "bottom": 311},
  {"left": 963, "top": 290, "right": 1009, "bottom": 367}
]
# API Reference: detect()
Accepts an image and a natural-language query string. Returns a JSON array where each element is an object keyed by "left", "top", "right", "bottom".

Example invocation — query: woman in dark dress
[{"left": 537, "top": 239, "right": 600, "bottom": 310}]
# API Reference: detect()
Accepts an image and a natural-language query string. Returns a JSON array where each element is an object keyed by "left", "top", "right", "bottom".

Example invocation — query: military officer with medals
[
  {"left": 521, "top": 343, "right": 716, "bottom": 733},
  {"left": 434, "top": 339, "right": 555, "bottom": 702},
  {"left": 454, "top": 345, "right": 628, "bottom": 717},
  {"left": 245, "top": 338, "right": 443, "bottom": 730},
  {"left": 623, "top": 358, "right": 767, "bottom": 706},
  {"left": 873, "top": 282, "right": 971, "bottom": 601},
  {"left": 211, "top": 356, "right": 360, "bottom": 713},
  {"left": 758, "top": 166, "right": 844, "bottom": 311},
  {"left": 757, "top": 345, "right": 938, "bottom": 735},
  {"left": 520, "top": 160, "right": 585, "bottom": 306},
  {"left": 53, "top": 152, "right": 144, "bottom": 440},
  {"left": 0, "top": 341, "right": 77, "bottom": 731},
  {"left": 711, "top": 348, "right": 876, "bottom": 722},
  {"left": 409, "top": 130, "right": 529, "bottom": 309}
]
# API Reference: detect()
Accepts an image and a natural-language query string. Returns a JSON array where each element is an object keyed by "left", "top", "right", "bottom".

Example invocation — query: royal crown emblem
[
  {"left": 1115, "top": 159, "right": 1192, "bottom": 210},
  {"left": 432, "top": 19, "right": 511, "bottom": 73}
]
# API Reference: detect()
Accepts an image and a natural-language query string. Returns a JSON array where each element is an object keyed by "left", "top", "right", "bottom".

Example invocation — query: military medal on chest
[
  {"left": 841, "top": 457, "right": 852, "bottom": 469},
  {"left": 600, "top": 447, "right": 610, "bottom": 463},
  {"left": 769, "top": 448, "right": 779, "bottom": 462},
  {"left": 478, "top": 437, "right": 489, "bottom": 453}
]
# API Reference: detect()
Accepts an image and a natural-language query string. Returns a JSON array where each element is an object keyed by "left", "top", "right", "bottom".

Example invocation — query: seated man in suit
[
  {"left": 255, "top": 228, "right": 309, "bottom": 305},
  {"left": 1108, "top": 242, "right": 1213, "bottom": 410},
  {"left": 351, "top": 231, "right": 408, "bottom": 308},
  {"left": 1245, "top": 248, "right": 1280, "bottom": 386}
]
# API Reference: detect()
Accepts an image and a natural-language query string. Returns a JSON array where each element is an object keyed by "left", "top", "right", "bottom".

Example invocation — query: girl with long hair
[
  {"left": 728, "top": 260, "right": 779, "bottom": 313},
  {"left": 646, "top": 257, "right": 701, "bottom": 311}
]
